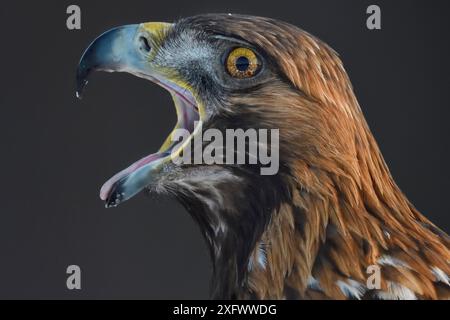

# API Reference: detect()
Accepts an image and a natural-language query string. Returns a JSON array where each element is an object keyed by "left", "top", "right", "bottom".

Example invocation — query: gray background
[{"left": 0, "top": 0, "right": 449, "bottom": 299}]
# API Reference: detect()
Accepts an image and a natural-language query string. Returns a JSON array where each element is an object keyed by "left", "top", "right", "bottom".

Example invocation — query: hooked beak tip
[
  {"left": 75, "top": 80, "right": 87, "bottom": 100},
  {"left": 76, "top": 61, "right": 90, "bottom": 100},
  {"left": 75, "top": 24, "right": 142, "bottom": 102}
]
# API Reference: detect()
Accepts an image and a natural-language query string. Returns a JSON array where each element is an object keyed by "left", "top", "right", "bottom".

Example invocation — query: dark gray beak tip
[
  {"left": 75, "top": 78, "right": 87, "bottom": 100},
  {"left": 76, "top": 58, "right": 91, "bottom": 100}
]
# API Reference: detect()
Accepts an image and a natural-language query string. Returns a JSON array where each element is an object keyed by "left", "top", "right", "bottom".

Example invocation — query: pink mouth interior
[{"left": 99, "top": 77, "right": 199, "bottom": 201}]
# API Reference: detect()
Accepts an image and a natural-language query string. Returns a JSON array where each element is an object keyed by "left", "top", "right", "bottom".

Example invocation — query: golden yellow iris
[{"left": 226, "top": 47, "right": 260, "bottom": 78}]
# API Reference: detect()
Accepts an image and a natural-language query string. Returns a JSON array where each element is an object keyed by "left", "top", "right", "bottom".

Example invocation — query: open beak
[{"left": 76, "top": 23, "right": 201, "bottom": 208}]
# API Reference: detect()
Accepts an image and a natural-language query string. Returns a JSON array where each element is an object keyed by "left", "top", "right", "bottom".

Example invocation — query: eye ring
[{"left": 226, "top": 47, "right": 261, "bottom": 78}]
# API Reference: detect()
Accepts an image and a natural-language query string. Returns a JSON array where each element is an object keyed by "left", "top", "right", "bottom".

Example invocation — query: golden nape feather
[{"left": 77, "top": 14, "right": 450, "bottom": 299}]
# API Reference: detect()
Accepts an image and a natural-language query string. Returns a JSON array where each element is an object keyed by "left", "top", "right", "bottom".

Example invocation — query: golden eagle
[{"left": 76, "top": 14, "right": 450, "bottom": 299}]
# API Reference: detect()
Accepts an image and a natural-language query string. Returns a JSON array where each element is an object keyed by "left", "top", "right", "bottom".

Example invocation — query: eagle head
[{"left": 77, "top": 14, "right": 450, "bottom": 299}]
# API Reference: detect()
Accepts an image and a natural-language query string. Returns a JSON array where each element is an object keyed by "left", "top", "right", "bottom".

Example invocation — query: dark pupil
[{"left": 235, "top": 56, "right": 250, "bottom": 72}]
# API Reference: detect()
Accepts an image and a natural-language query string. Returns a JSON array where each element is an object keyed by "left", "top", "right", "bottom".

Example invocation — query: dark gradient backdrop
[{"left": 0, "top": 0, "right": 449, "bottom": 299}]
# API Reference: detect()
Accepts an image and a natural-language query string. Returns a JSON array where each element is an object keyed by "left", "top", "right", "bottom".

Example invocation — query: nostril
[{"left": 139, "top": 36, "right": 151, "bottom": 53}]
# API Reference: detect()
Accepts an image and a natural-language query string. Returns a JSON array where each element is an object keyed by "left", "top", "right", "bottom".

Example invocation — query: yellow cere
[
  {"left": 138, "top": 22, "right": 173, "bottom": 59},
  {"left": 140, "top": 22, "right": 173, "bottom": 35},
  {"left": 226, "top": 47, "right": 260, "bottom": 78}
]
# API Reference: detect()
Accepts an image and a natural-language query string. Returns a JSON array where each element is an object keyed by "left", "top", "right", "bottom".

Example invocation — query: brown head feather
[{"left": 177, "top": 14, "right": 450, "bottom": 299}]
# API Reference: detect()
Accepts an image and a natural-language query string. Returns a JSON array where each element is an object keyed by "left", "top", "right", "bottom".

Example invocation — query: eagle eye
[{"left": 226, "top": 47, "right": 261, "bottom": 78}]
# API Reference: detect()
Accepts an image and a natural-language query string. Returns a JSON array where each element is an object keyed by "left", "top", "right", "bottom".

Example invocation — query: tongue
[{"left": 99, "top": 152, "right": 167, "bottom": 201}]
